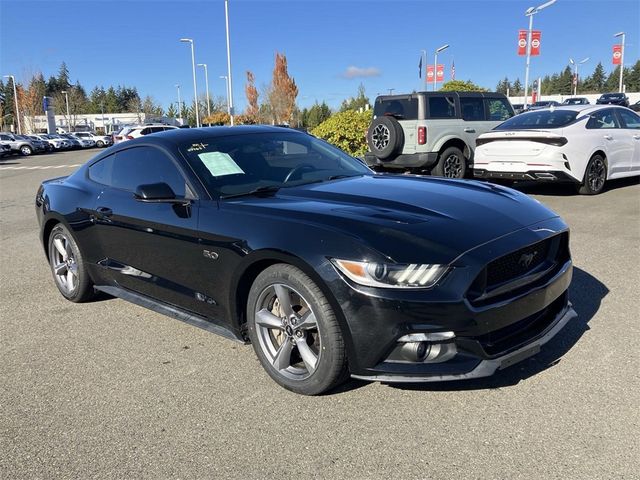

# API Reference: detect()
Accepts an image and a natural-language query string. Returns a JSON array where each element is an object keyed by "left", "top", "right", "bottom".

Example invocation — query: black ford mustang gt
[{"left": 36, "top": 126, "right": 576, "bottom": 395}]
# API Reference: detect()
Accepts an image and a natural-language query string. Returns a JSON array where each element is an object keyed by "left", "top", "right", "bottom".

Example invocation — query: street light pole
[
  {"left": 614, "top": 31, "right": 625, "bottom": 92},
  {"left": 175, "top": 84, "right": 182, "bottom": 124},
  {"left": 180, "top": 38, "right": 200, "bottom": 127},
  {"left": 220, "top": 76, "right": 230, "bottom": 118},
  {"left": 61, "top": 90, "right": 71, "bottom": 132},
  {"left": 3, "top": 75, "right": 21, "bottom": 134},
  {"left": 434, "top": 44, "right": 449, "bottom": 92},
  {"left": 224, "top": 0, "right": 234, "bottom": 126},
  {"left": 197, "top": 63, "right": 211, "bottom": 119},
  {"left": 100, "top": 103, "right": 105, "bottom": 133},
  {"left": 569, "top": 57, "right": 589, "bottom": 96},
  {"left": 523, "top": 0, "right": 556, "bottom": 109}
]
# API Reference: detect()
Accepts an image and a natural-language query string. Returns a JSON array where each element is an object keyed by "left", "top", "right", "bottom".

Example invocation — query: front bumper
[{"left": 323, "top": 217, "right": 575, "bottom": 381}]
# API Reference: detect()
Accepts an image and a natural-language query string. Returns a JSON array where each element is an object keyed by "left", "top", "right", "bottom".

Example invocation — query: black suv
[{"left": 364, "top": 91, "right": 514, "bottom": 178}]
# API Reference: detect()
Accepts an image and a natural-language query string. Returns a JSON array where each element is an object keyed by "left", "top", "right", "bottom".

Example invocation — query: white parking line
[{"left": 0, "top": 164, "right": 82, "bottom": 170}]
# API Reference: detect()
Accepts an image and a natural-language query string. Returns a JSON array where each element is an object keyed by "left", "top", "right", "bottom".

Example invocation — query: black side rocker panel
[{"left": 95, "top": 285, "right": 247, "bottom": 344}]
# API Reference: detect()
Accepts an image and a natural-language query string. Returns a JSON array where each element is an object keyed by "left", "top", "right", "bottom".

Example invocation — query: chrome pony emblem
[{"left": 518, "top": 251, "right": 538, "bottom": 269}]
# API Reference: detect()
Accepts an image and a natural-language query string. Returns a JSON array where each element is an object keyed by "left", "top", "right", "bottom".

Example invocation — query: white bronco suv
[{"left": 365, "top": 91, "right": 514, "bottom": 178}]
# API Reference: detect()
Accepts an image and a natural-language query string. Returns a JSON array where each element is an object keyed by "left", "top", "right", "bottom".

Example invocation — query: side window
[
  {"left": 485, "top": 98, "right": 514, "bottom": 121},
  {"left": 111, "top": 147, "right": 187, "bottom": 197},
  {"left": 617, "top": 109, "right": 640, "bottom": 129},
  {"left": 140, "top": 128, "right": 151, "bottom": 135},
  {"left": 586, "top": 110, "right": 619, "bottom": 129},
  {"left": 88, "top": 155, "right": 115, "bottom": 185},
  {"left": 459, "top": 97, "right": 484, "bottom": 121},
  {"left": 373, "top": 98, "right": 419, "bottom": 120},
  {"left": 428, "top": 96, "right": 456, "bottom": 119}
]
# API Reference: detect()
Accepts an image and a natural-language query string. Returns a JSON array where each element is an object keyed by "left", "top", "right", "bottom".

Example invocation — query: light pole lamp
[
  {"left": 523, "top": 0, "right": 556, "bottom": 108},
  {"left": 224, "top": 0, "right": 234, "bottom": 126},
  {"left": 61, "top": 90, "right": 71, "bottom": 132},
  {"left": 569, "top": 57, "right": 589, "bottom": 96},
  {"left": 433, "top": 44, "right": 449, "bottom": 92},
  {"left": 220, "top": 75, "right": 230, "bottom": 118},
  {"left": 614, "top": 31, "right": 625, "bottom": 93},
  {"left": 3, "top": 75, "right": 21, "bottom": 134},
  {"left": 175, "top": 84, "right": 182, "bottom": 123},
  {"left": 197, "top": 63, "right": 211, "bottom": 120},
  {"left": 180, "top": 38, "right": 200, "bottom": 127}
]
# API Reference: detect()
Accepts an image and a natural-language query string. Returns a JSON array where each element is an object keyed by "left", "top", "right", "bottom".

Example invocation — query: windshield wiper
[{"left": 220, "top": 185, "right": 281, "bottom": 200}]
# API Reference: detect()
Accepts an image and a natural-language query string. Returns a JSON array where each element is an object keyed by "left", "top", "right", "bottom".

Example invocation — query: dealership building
[{"left": 25, "top": 112, "right": 181, "bottom": 135}]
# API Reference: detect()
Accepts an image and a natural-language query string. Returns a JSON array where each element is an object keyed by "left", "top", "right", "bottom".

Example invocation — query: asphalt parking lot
[{"left": 1, "top": 149, "right": 638, "bottom": 479}]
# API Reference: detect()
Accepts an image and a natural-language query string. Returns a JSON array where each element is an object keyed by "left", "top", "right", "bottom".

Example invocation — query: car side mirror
[{"left": 134, "top": 182, "right": 188, "bottom": 204}]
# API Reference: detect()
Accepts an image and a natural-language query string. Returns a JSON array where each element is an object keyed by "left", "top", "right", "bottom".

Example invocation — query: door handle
[
  {"left": 633, "top": 135, "right": 640, "bottom": 140},
  {"left": 95, "top": 206, "right": 113, "bottom": 219},
  {"left": 603, "top": 135, "right": 613, "bottom": 140},
  {"left": 464, "top": 128, "right": 476, "bottom": 133}
]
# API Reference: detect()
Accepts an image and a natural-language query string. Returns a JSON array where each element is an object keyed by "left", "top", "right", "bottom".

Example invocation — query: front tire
[
  {"left": 578, "top": 154, "right": 607, "bottom": 195},
  {"left": 247, "top": 264, "right": 348, "bottom": 395},
  {"left": 20, "top": 145, "right": 33, "bottom": 156},
  {"left": 96, "top": 140, "right": 104, "bottom": 147},
  {"left": 47, "top": 224, "right": 96, "bottom": 302},
  {"left": 433, "top": 146, "right": 466, "bottom": 178}
]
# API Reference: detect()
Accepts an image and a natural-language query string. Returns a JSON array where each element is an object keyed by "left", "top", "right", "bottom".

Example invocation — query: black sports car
[
  {"left": 595, "top": 92, "right": 629, "bottom": 107},
  {"left": 36, "top": 126, "right": 576, "bottom": 395}
]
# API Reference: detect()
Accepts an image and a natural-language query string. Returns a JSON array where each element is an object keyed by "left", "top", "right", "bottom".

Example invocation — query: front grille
[
  {"left": 467, "top": 232, "right": 570, "bottom": 304},
  {"left": 486, "top": 238, "right": 551, "bottom": 286},
  {"left": 474, "top": 292, "right": 567, "bottom": 356}
]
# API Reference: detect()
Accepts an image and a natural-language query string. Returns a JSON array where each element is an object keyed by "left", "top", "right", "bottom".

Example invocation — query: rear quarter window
[
  {"left": 373, "top": 98, "right": 419, "bottom": 120},
  {"left": 486, "top": 98, "right": 514, "bottom": 121}
]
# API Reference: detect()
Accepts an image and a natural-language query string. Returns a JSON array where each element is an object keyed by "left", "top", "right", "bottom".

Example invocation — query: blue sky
[{"left": 1, "top": 0, "right": 638, "bottom": 112}]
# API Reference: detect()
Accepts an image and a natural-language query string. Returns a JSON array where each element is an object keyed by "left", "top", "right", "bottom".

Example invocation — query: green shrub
[{"left": 311, "top": 109, "right": 373, "bottom": 157}]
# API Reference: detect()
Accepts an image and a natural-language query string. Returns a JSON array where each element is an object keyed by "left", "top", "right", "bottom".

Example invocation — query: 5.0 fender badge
[{"left": 203, "top": 250, "right": 219, "bottom": 260}]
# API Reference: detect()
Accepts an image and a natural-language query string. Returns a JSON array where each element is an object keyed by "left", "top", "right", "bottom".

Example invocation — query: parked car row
[
  {"left": 0, "top": 131, "right": 112, "bottom": 157},
  {"left": 513, "top": 93, "right": 637, "bottom": 115},
  {"left": 111, "top": 124, "right": 179, "bottom": 145},
  {"left": 364, "top": 90, "right": 640, "bottom": 195}
]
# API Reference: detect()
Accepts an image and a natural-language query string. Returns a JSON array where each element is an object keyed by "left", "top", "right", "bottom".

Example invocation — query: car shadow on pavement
[
  {"left": 336, "top": 266, "right": 608, "bottom": 394},
  {"left": 511, "top": 176, "right": 639, "bottom": 197}
]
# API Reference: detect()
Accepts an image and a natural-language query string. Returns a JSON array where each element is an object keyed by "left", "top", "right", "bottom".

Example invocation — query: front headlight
[{"left": 331, "top": 259, "right": 449, "bottom": 289}]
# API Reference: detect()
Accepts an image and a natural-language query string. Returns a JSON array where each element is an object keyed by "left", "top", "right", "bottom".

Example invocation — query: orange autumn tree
[
  {"left": 267, "top": 52, "right": 298, "bottom": 125},
  {"left": 244, "top": 71, "right": 259, "bottom": 123}
]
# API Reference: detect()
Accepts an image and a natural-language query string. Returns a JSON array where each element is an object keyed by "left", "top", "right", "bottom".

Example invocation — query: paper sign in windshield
[{"left": 198, "top": 151, "right": 244, "bottom": 177}]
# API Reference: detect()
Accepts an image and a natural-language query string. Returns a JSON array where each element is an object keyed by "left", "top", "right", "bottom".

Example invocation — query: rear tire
[
  {"left": 47, "top": 224, "right": 96, "bottom": 303},
  {"left": 433, "top": 146, "right": 466, "bottom": 179},
  {"left": 247, "top": 264, "right": 348, "bottom": 395},
  {"left": 578, "top": 154, "right": 607, "bottom": 195},
  {"left": 96, "top": 140, "right": 104, "bottom": 147}
]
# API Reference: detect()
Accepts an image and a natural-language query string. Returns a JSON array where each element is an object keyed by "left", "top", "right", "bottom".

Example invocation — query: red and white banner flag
[
  {"left": 612, "top": 45, "right": 622, "bottom": 65},
  {"left": 530, "top": 31, "right": 541, "bottom": 56},
  {"left": 436, "top": 64, "right": 444, "bottom": 82},
  {"left": 427, "top": 65, "right": 435, "bottom": 80},
  {"left": 517, "top": 30, "right": 527, "bottom": 56}
]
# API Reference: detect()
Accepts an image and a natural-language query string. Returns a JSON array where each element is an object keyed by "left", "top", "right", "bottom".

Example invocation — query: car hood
[{"left": 220, "top": 175, "right": 559, "bottom": 264}]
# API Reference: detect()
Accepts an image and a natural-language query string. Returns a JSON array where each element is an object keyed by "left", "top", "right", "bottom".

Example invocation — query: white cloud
[{"left": 342, "top": 66, "right": 381, "bottom": 79}]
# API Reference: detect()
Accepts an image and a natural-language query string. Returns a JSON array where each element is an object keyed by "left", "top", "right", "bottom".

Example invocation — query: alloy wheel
[
  {"left": 50, "top": 233, "right": 79, "bottom": 295},
  {"left": 254, "top": 283, "right": 321, "bottom": 380},
  {"left": 587, "top": 157, "right": 606, "bottom": 192},
  {"left": 443, "top": 153, "right": 462, "bottom": 178},
  {"left": 372, "top": 124, "right": 390, "bottom": 150}
]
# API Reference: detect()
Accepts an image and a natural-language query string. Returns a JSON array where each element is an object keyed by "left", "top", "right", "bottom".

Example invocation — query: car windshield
[
  {"left": 564, "top": 99, "right": 583, "bottom": 105},
  {"left": 601, "top": 94, "right": 622, "bottom": 99},
  {"left": 495, "top": 109, "right": 579, "bottom": 130},
  {"left": 180, "top": 131, "right": 372, "bottom": 198}
]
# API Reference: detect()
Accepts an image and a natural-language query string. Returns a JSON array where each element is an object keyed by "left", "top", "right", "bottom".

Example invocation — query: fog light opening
[{"left": 388, "top": 333, "right": 458, "bottom": 364}]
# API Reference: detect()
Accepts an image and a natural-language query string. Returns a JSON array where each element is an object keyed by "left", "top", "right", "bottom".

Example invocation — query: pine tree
[{"left": 512, "top": 78, "right": 523, "bottom": 95}]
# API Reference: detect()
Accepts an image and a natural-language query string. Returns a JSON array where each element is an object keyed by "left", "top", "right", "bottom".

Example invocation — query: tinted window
[
  {"left": 460, "top": 97, "right": 484, "bottom": 121},
  {"left": 495, "top": 110, "right": 579, "bottom": 130},
  {"left": 180, "top": 132, "right": 371, "bottom": 197},
  {"left": 373, "top": 98, "right": 418, "bottom": 120},
  {"left": 89, "top": 154, "right": 115, "bottom": 185},
  {"left": 617, "top": 109, "right": 640, "bottom": 129},
  {"left": 428, "top": 96, "right": 456, "bottom": 119},
  {"left": 586, "top": 109, "right": 619, "bottom": 129},
  {"left": 486, "top": 98, "right": 514, "bottom": 121},
  {"left": 89, "top": 147, "right": 187, "bottom": 196}
]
